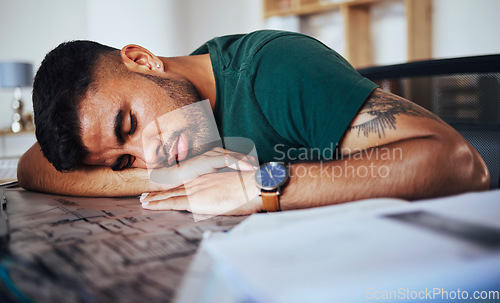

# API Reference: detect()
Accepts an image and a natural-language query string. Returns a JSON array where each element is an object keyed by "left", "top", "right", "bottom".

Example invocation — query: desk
[
  {"left": 3, "top": 189, "right": 500, "bottom": 303},
  {"left": 0, "top": 189, "right": 245, "bottom": 303}
]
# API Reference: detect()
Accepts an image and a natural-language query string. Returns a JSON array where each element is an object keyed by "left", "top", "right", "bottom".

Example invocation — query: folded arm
[
  {"left": 18, "top": 144, "right": 255, "bottom": 197},
  {"left": 18, "top": 142, "right": 154, "bottom": 197}
]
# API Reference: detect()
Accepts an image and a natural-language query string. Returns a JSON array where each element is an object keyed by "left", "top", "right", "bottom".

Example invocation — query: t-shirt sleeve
[{"left": 251, "top": 33, "right": 378, "bottom": 151}]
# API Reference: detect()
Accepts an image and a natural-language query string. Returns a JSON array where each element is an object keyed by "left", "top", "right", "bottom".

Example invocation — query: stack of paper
[
  {"left": 176, "top": 190, "right": 500, "bottom": 303},
  {"left": 0, "top": 157, "right": 19, "bottom": 183}
]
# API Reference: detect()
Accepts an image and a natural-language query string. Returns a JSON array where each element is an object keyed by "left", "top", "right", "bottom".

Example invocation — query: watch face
[{"left": 255, "top": 162, "right": 288, "bottom": 190}]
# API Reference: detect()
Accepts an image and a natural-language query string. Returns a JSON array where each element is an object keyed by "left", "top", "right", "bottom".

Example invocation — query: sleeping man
[{"left": 18, "top": 30, "right": 490, "bottom": 215}]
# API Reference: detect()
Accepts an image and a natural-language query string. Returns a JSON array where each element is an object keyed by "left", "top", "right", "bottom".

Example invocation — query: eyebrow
[{"left": 114, "top": 109, "right": 125, "bottom": 146}]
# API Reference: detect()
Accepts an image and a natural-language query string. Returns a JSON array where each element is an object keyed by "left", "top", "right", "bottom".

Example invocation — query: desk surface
[{"left": 1, "top": 189, "right": 245, "bottom": 303}]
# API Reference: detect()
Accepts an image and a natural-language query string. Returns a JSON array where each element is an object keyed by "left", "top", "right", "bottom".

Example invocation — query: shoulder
[
  {"left": 249, "top": 33, "right": 377, "bottom": 149},
  {"left": 191, "top": 30, "right": 306, "bottom": 55},
  {"left": 191, "top": 30, "right": 317, "bottom": 72}
]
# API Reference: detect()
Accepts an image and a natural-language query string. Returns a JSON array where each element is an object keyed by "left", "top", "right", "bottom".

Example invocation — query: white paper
[{"left": 177, "top": 190, "right": 500, "bottom": 303}]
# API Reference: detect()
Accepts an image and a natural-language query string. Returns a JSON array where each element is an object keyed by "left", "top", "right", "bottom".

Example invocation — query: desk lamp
[{"left": 0, "top": 62, "right": 33, "bottom": 133}]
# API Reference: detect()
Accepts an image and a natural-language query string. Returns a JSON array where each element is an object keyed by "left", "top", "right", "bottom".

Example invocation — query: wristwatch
[{"left": 254, "top": 162, "right": 289, "bottom": 212}]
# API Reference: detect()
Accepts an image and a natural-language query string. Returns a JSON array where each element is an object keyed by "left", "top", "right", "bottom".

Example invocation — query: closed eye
[
  {"left": 126, "top": 155, "right": 135, "bottom": 168},
  {"left": 111, "top": 155, "right": 128, "bottom": 171},
  {"left": 129, "top": 112, "right": 137, "bottom": 135},
  {"left": 111, "top": 155, "right": 135, "bottom": 171}
]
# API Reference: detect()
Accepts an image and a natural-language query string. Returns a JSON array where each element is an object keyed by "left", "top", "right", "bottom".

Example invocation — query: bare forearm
[
  {"left": 18, "top": 143, "right": 157, "bottom": 197},
  {"left": 280, "top": 136, "right": 490, "bottom": 210}
]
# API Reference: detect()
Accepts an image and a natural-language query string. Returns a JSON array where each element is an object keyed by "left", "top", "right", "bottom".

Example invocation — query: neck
[{"left": 160, "top": 54, "right": 216, "bottom": 109}]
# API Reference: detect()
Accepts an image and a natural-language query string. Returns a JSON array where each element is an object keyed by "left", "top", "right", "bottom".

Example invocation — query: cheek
[
  {"left": 135, "top": 103, "right": 174, "bottom": 136},
  {"left": 141, "top": 116, "right": 162, "bottom": 142},
  {"left": 83, "top": 153, "right": 111, "bottom": 166},
  {"left": 141, "top": 109, "right": 187, "bottom": 139}
]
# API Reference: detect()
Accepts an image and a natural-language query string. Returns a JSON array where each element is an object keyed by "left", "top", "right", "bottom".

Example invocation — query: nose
[
  {"left": 127, "top": 133, "right": 165, "bottom": 167},
  {"left": 144, "top": 136, "right": 164, "bottom": 165}
]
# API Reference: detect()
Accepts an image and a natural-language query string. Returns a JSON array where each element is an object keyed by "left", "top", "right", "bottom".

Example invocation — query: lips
[{"left": 167, "top": 133, "right": 189, "bottom": 165}]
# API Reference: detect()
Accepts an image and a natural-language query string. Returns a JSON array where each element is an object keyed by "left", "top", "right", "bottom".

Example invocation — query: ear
[{"left": 120, "top": 44, "right": 163, "bottom": 73}]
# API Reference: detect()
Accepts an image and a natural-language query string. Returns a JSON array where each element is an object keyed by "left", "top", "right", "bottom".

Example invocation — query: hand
[
  {"left": 148, "top": 147, "right": 257, "bottom": 191},
  {"left": 140, "top": 170, "right": 263, "bottom": 215}
]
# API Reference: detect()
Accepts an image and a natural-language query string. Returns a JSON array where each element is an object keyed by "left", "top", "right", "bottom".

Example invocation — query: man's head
[
  {"left": 33, "top": 40, "right": 115, "bottom": 172},
  {"left": 34, "top": 41, "right": 217, "bottom": 172}
]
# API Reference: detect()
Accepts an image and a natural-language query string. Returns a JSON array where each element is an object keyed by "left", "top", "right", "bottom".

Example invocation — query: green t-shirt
[{"left": 191, "top": 30, "right": 377, "bottom": 163}]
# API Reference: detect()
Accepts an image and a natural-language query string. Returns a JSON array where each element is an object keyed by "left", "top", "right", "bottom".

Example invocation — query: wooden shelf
[
  {"left": 406, "top": 0, "right": 432, "bottom": 62},
  {"left": 263, "top": 0, "right": 433, "bottom": 68},
  {"left": 0, "top": 128, "right": 34, "bottom": 136},
  {"left": 263, "top": 0, "right": 382, "bottom": 18}
]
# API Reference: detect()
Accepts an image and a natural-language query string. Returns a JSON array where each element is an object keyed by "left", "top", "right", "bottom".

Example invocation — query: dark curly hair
[{"left": 33, "top": 41, "right": 118, "bottom": 172}]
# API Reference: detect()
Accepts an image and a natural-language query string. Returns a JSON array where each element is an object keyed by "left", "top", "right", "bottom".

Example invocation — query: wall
[
  {"left": 86, "top": 0, "right": 182, "bottom": 56},
  {"left": 266, "top": 0, "right": 500, "bottom": 65},
  {"left": 368, "top": 0, "right": 500, "bottom": 64},
  {"left": 433, "top": 0, "right": 500, "bottom": 59},
  {"left": 0, "top": 0, "right": 87, "bottom": 129},
  {"left": 180, "top": 0, "right": 263, "bottom": 54},
  {"left": 0, "top": 0, "right": 499, "bottom": 132},
  {"left": 89, "top": 0, "right": 264, "bottom": 57},
  {"left": 370, "top": 0, "right": 407, "bottom": 65}
]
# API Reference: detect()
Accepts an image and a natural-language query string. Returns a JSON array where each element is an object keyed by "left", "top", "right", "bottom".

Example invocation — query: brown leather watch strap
[{"left": 261, "top": 191, "right": 281, "bottom": 212}]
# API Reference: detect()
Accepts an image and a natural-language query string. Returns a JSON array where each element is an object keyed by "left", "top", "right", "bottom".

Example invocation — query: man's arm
[
  {"left": 140, "top": 89, "right": 490, "bottom": 214},
  {"left": 18, "top": 143, "right": 256, "bottom": 197},
  {"left": 18, "top": 143, "right": 154, "bottom": 196},
  {"left": 280, "top": 88, "right": 490, "bottom": 209}
]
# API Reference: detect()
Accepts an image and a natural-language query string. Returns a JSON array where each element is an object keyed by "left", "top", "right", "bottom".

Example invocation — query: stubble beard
[{"left": 139, "top": 73, "right": 221, "bottom": 166}]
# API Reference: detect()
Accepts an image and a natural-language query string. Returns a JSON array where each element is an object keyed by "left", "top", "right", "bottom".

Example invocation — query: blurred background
[{"left": 0, "top": 0, "right": 499, "bottom": 157}]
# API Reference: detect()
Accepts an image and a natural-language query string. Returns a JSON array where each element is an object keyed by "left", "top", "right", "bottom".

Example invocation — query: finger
[
  {"left": 142, "top": 195, "right": 191, "bottom": 211},
  {"left": 150, "top": 149, "right": 256, "bottom": 188},
  {"left": 209, "top": 150, "right": 257, "bottom": 171},
  {"left": 140, "top": 187, "right": 187, "bottom": 203},
  {"left": 187, "top": 153, "right": 253, "bottom": 175},
  {"left": 226, "top": 155, "right": 257, "bottom": 171},
  {"left": 204, "top": 148, "right": 257, "bottom": 169},
  {"left": 245, "top": 154, "right": 258, "bottom": 165}
]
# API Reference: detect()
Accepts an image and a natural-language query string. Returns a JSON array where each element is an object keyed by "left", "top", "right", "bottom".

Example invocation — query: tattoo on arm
[{"left": 349, "top": 89, "right": 443, "bottom": 138}]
